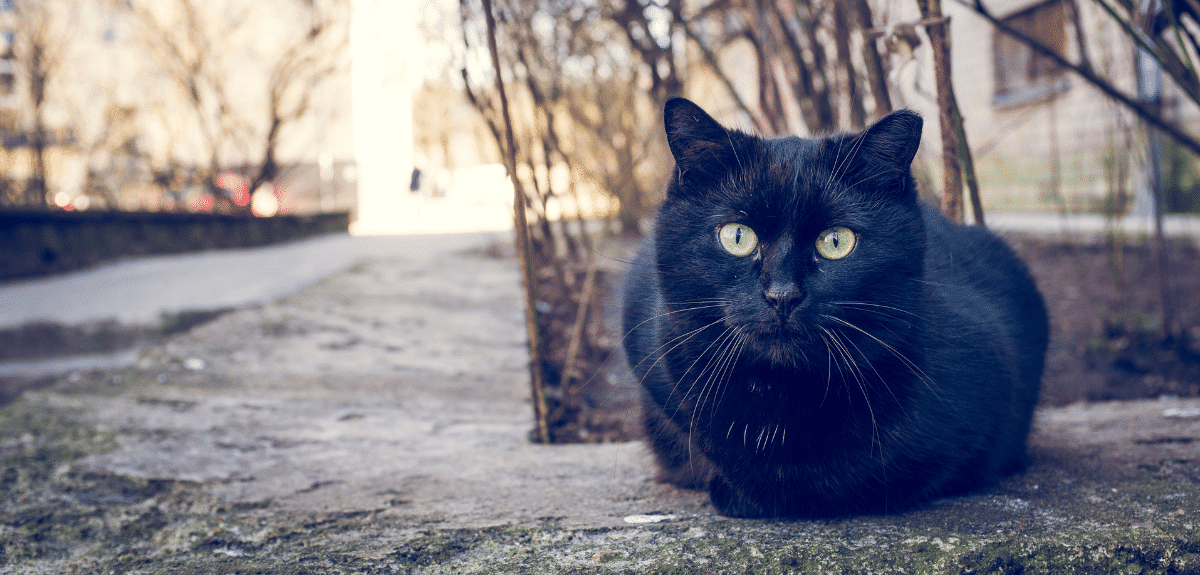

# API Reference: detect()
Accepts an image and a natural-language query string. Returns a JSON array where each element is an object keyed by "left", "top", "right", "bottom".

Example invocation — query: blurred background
[
  {"left": 0, "top": 0, "right": 352, "bottom": 217},
  {"left": 2, "top": 0, "right": 1197, "bottom": 234},
  {"left": 0, "top": 0, "right": 1197, "bottom": 439}
]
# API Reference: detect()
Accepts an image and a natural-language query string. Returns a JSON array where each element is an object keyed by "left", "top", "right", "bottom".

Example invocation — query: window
[{"left": 993, "top": 0, "right": 1069, "bottom": 107}]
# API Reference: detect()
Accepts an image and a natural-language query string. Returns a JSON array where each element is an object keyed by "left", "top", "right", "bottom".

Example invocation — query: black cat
[{"left": 621, "top": 98, "right": 1048, "bottom": 518}]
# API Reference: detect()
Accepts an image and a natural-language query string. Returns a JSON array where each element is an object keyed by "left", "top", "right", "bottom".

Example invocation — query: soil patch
[{"left": 1006, "top": 234, "right": 1200, "bottom": 406}]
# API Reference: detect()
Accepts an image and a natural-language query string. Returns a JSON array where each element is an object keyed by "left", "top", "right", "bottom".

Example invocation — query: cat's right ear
[{"left": 664, "top": 98, "right": 738, "bottom": 188}]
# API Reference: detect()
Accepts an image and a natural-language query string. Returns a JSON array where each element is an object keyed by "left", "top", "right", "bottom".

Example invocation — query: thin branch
[
  {"left": 771, "top": 0, "right": 833, "bottom": 131},
  {"left": 480, "top": 0, "right": 551, "bottom": 444},
  {"left": 560, "top": 254, "right": 598, "bottom": 400},
  {"left": 853, "top": 0, "right": 894, "bottom": 116},
  {"left": 953, "top": 105, "right": 986, "bottom": 226},
  {"left": 680, "top": 19, "right": 772, "bottom": 133},
  {"left": 915, "top": 1, "right": 964, "bottom": 222},
  {"left": 1065, "top": 0, "right": 1094, "bottom": 72},
  {"left": 1091, "top": 0, "right": 1200, "bottom": 104},
  {"left": 1167, "top": 0, "right": 1200, "bottom": 86}
]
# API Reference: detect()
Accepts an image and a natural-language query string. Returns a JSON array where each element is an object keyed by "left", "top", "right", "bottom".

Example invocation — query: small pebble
[
  {"left": 623, "top": 514, "right": 676, "bottom": 524},
  {"left": 1163, "top": 407, "right": 1200, "bottom": 419},
  {"left": 184, "top": 358, "right": 207, "bottom": 371}
]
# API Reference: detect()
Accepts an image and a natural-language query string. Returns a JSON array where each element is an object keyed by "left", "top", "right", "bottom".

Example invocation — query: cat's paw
[{"left": 708, "top": 475, "right": 771, "bottom": 518}]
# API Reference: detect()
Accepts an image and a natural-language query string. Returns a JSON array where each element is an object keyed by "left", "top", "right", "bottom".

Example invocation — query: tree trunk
[
  {"left": 916, "top": 2, "right": 963, "bottom": 223},
  {"left": 852, "top": 0, "right": 893, "bottom": 117},
  {"left": 29, "top": 43, "right": 48, "bottom": 208},
  {"left": 833, "top": 0, "right": 865, "bottom": 129},
  {"left": 481, "top": 0, "right": 551, "bottom": 444}
]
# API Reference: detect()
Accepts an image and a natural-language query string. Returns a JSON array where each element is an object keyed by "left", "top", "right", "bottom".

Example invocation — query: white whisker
[{"left": 822, "top": 314, "right": 945, "bottom": 406}]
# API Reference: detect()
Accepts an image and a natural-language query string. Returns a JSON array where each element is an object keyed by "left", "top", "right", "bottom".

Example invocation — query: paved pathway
[{"left": 0, "top": 233, "right": 491, "bottom": 328}]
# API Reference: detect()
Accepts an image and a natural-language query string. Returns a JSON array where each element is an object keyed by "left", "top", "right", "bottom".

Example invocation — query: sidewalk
[
  {"left": 0, "top": 232, "right": 489, "bottom": 328},
  {"left": 984, "top": 211, "right": 1200, "bottom": 239},
  {"left": 0, "top": 230, "right": 1199, "bottom": 572},
  {"left": 0, "top": 232, "right": 499, "bottom": 374}
]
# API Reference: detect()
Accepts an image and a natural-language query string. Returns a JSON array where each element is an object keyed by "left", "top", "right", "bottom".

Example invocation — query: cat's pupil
[
  {"left": 829, "top": 230, "right": 839, "bottom": 247},
  {"left": 735, "top": 228, "right": 743, "bottom": 244}
]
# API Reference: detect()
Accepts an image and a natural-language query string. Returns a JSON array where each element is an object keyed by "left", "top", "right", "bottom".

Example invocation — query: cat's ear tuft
[
  {"left": 664, "top": 98, "right": 738, "bottom": 185},
  {"left": 861, "top": 109, "right": 922, "bottom": 170}
]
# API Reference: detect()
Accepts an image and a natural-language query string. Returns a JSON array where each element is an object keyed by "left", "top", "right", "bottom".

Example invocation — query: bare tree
[
  {"left": 80, "top": 103, "right": 152, "bottom": 210},
  {"left": 669, "top": 0, "right": 893, "bottom": 136},
  {"left": 9, "top": 0, "right": 73, "bottom": 208},
  {"left": 127, "top": 0, "right": 347, "bottom": 212},
  {"left": 462, "top": 0, "right": 671, "bottom": 441},
  {"left": 605, "top": 0, "right": 684, "bottom": 104},
  {"left": 129, "top": 0, "right": 249, "bottom": 209},
  {"left": 246, "top": 0, "right": 348, "bottom": 198}
]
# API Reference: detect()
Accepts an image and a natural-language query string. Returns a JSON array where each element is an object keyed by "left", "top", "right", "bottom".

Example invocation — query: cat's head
[{"left": 654, "top": 98, "right": 926, "bottom": 368}]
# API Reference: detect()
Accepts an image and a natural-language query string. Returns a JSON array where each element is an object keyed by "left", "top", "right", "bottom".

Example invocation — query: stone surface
[{"left": 2, "top": 232, "right": 1200, "bottom": 573}]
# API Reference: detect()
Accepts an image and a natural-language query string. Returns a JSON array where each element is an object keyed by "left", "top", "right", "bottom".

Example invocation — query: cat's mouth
[{"left": 737, "top": 318, "right": 819, "bottom": 368}]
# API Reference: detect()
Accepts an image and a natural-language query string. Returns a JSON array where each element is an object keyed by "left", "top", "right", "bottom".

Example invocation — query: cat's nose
[{"left": 764, "top": 287, "right": 803, "bottom": 319}]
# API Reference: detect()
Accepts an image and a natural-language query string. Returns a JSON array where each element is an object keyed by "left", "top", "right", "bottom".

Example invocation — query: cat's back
[
  {"left": 920, "top": 204, "right": 1047, "bottom": 341},
  {"left": 920, "top": 203, "right": 1048, "bottom": 415}
]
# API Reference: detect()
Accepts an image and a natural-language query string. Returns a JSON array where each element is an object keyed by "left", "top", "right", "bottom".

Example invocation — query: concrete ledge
[{"left": 2, "top": 232, "right": 1198, "bottom": 573}]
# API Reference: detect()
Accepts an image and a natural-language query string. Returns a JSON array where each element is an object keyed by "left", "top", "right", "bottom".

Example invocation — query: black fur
[{"left": 621, "top": 98, "right": 1048, "bottom": 518}]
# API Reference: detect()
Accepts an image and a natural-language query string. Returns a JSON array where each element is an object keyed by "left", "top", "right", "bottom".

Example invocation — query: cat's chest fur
[{"left": 622, "top": 98, "right": 1048, "bottom": 518}]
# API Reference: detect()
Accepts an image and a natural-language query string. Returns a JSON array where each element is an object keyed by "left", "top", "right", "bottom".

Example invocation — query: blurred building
[
  {"left": 351, "top": 0, "right": 522, "bottom": 234},
  {"left": 944, "top": 0, "right": 1165, "bottom": 216}
]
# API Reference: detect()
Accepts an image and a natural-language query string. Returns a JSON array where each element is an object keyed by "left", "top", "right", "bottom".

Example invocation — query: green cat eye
[
  {"left": 718, "top": 223, "right": 758, "bottom": 257},
  {"left": 815, "top": 227, "right": 856, "bottom": 260}
]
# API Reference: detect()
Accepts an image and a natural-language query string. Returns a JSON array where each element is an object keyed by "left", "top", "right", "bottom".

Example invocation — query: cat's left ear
[
  {"left": 664, "top": 98, "right": 739, "bottom": 188},
  {"left": 860, "top": 109, "right": 922, "bottom": 171},
  {"left": 840, "top": 109, "right": 922, "bottom": 198}
]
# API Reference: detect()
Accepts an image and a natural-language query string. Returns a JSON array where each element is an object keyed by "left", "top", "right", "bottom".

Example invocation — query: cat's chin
[
  {"left": 731, "top": 315, "right": 816, "bottom": 363},
  {"left": 743, "top": 332, "right": 816, "bottom": 370}
]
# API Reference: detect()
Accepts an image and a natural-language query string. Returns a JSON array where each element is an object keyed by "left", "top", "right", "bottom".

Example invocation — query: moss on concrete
[
  {"left": 4, "top": 438, "right": 1200, "bottom": 575},
  {"left": 4, "top": 371, "right": 1200, "bottom": 574}
]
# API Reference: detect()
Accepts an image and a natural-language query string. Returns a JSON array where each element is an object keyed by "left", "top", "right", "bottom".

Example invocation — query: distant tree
[
  {"left": 126, "top": 0, "right": 246, "bottom": 209},
  {"left": 246, "top": 0, "right": 348, "bottom": 199},
  {"left": 8, "top": 0, "right": 74, "bottom": 208},
  {"left": 129, "top": 0, "right": 347, "bottom": 212}
]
